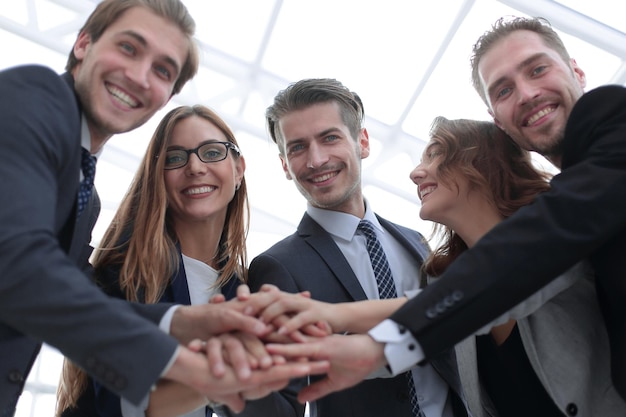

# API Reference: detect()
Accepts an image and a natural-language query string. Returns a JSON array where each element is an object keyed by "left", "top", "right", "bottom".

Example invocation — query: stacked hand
[
  {"left": 163, "top": 284, "right": 390, "bottom": 414},
  {"left": 160, "top": 285, "right": 331, "bottom": 414}
]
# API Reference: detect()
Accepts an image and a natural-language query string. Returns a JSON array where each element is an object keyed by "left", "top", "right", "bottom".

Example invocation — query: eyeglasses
[{"left": 162, "top": 141, "right": 241, "bottom": 170}]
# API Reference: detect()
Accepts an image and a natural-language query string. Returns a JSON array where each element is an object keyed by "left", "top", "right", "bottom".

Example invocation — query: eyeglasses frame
[{"left": 160, "top": 141, "right": 241, "bottom": 170}]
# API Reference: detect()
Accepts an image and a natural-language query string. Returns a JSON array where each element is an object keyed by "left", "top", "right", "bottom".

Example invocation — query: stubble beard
[
  {"left": 298, "top": 176, "right": 361, "bottom": 211},
  {"left": 532, "top": 123, "right": 566, "bottom": 164}
]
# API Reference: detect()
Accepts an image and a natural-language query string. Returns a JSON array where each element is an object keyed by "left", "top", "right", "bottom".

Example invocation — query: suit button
[
  {"left": 435, "top": 302, "right": 446, "bottom": 313},
  {"left": 452, "top": 290, "right": 463, "bottom": 301},
  {"left": 566, "top": 403, "right": 578, "bottom": 416},
  {"left": 426, "top": 308, "right": 437, "bottom": 319},
  {"left": 443, "top": 296, "right": 454, "bottom": 307},
  {"left": 8, "top": 370, "right": 24, "bottom": 383}
]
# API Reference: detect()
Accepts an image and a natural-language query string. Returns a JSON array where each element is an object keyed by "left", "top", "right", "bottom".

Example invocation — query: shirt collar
[
  {"left": 80, "top": 116, "right": 103, "bottom": 158},
  {"left": 306, "top": 199, "right": 384, "bottom": 242}
]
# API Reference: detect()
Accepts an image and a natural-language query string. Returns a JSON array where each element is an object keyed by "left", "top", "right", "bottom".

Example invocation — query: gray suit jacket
[
  {"left": 0, "top": 65, "right": 178, "bottom": 415},
  {"left": 229, "top": 212, "right": 469, "bottom": 417},
  {"left": 456, "top": 263, "right": 626, "bottom": 417}
]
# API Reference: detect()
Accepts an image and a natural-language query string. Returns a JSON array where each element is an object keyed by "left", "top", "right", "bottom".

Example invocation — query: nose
[
  {"left": 126, "top": 59, "right": 151, "bottom": 90},
  {"left": 516, "top": 80, "right": 540, "bottom": 105},
  {"left": 410, "top": 163, "right": 426, "bottom": 185},
  {"left": 306, "top": 142, "right": 329, "bottom": 169},
  {"left": 185, "top": 152, "right": 207, "bottom": 175}
]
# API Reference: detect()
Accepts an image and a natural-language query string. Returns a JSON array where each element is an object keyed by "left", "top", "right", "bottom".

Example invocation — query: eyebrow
[
  {"left": 284, "top": 126, "right": 343, "bottom": 146},
  {"left": 487, "top": 52, "right": 549, "bottom": 100},
  {"left": 315, "top": 127, "right": 346, "bottom": 141},
  {"left": 166, "top": 140, "right": 223, "bottom": 150},
  {"left": 121, "top": 30, "right": 181, "bottom": 76}
]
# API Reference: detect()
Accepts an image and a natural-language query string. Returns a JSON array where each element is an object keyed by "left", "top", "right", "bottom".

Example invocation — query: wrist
[{"left": 368, "top": 319, "right": 424, "bottom": 375}]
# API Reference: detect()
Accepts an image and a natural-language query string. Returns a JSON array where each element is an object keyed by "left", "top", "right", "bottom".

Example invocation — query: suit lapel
[
  {"left": 377, "top": 216, "right": 429, "bottom": 261},
  {"left": 170, "top": 266, "right": 192, "bottom": 305},
  {"left": 377, "top": 216, "right": 430, "bottom": 288},
  {"left": 298, "top": 214, "right": 368, "bottom": 301},
  {"left": 430, "top": 349, "right": 462, "bottom": 395},
  {"left": 221, "top": 275, "right": 240, "bottom": 300}
]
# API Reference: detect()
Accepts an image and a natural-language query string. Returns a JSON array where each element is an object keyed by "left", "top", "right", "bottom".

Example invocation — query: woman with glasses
[{"left": 58, "top": 105, "right": 250, "bottom": 417}]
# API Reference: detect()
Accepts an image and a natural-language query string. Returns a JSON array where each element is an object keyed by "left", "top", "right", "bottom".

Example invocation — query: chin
[{"left": 419, "top": 207, "right": 431, "bottom": 222}]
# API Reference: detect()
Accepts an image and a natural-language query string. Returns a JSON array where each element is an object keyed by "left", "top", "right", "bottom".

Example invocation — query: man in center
[{"left": 233, "top": 78, "right": 468, "bottom": 417}]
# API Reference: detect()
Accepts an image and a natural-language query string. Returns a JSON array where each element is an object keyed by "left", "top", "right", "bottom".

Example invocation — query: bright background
[{"left": 1, "top": 0, "right": 625, "bottom": 415}]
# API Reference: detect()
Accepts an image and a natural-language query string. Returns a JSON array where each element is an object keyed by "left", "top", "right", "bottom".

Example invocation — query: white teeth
[
  {"left": 312, "top": 172, "right": 337, "bottom": 183},
  {"left": 526, "top": 106, "right": 555, "bottom": 126},
  {"left": 420, "top": 185, "right": 436, "bottom": 199},
  {"left": 184, "top": 186, "right": 215, "bottom": 195},
  {"left": 106, "top": 84, "right": 139, "bottom": 108}
]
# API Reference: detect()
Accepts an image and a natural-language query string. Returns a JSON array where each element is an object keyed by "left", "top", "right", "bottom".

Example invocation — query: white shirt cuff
[
  {"left": 368, "top": 319, "right": 424, "bottom": 375},
  {"left": 160, "top": 305, "right": 180, "bottom": 334},
  {"left": 158, "top": 306, "right": 181, "bottom": 377}
]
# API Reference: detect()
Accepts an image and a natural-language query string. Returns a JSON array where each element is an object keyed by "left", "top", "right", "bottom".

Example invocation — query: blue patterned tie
[
  {"left": 357, "top": 220, "right": 425, "bottom": 417},
  {"left": 78, "top": 147, "right": 96, "bottom": 217}
]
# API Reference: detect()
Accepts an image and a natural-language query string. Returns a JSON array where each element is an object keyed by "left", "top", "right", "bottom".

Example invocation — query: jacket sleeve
[
  {"left": 390, "top": 85, "right": 626, "bottom": 359},
  {"left": 0, "top": 65, "right": 178, "bottom": 405}
]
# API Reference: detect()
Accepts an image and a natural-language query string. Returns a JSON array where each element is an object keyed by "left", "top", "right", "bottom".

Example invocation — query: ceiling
[{"left": 2, "top": 0, "right": 625, "bottom": 257}]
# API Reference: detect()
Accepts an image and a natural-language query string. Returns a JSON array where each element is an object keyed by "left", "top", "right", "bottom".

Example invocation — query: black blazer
[
  {"left": 0, "top": 65, "right": 178, "bottom": 413},
  {"left": 232, "top": 213, "right": 468, "bottom": 417},
  {"left": 390, "top": 85, "right": 626, "bottom": 399},
  {"left": 63, "top": 248, "right": 242, "bottom": 417}
]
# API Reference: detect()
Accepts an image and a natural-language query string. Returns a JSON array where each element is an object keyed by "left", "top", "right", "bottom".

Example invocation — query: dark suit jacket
[
  {"left": 390, "top": 85, "right": 626, "bottom": 399},
  {"left": 64, "top": 249, "right": 241, "bottom": 417},
  {"left": 0, "top": 65, "right": 179, "bottom": 414},
  {"left": 232, "top": 213, "right": 468, "bottom": 417}
]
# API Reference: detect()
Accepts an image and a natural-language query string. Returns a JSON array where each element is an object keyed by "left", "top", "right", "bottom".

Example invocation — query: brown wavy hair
[
  {"left": 56, "top": 105, "right": 249, "bottom": 414},
  {"left": 423, "top": 117, "right": 551, "bottom": 277}
]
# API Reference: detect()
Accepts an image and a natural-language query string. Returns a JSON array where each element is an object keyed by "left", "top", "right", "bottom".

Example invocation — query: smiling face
[
  {"left": 72, "top": 6, "right": 189, "bottom": 152},
  {"left": 277, "top": 101, "right": 369, "bottom": 217},
  {"left": 410, "top": 140, "right": 469, "bottom": 226},
  {"left": 164, "top": 115, "right": 245, "bottom": 227},
  {"left": 478, "top": 30, "right": 586, "bottom": 166}
]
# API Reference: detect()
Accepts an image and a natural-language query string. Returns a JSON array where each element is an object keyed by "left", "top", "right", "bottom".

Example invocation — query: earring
[{"left": 235, "top": 183, "right": 241, "bottom": 191}]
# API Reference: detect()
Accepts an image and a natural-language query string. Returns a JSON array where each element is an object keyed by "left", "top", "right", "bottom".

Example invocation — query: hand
[
  {"left": 206, "top": 332, "right": 273, "bottom": 379},
  {"left": 170, "top": 288, "right": 288, "bottom": 344},
  {"left": 164, "top": 345, "right": 330, "bottom": 413},
  {"left": 241, "top": 284, "right": 331, "bottom": 342},
  {"left": 257, "top": 291, "right": 338, "bottom": 337},
  {"left": 266, "top": 334, "right": 386, "bottom": 403}
]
